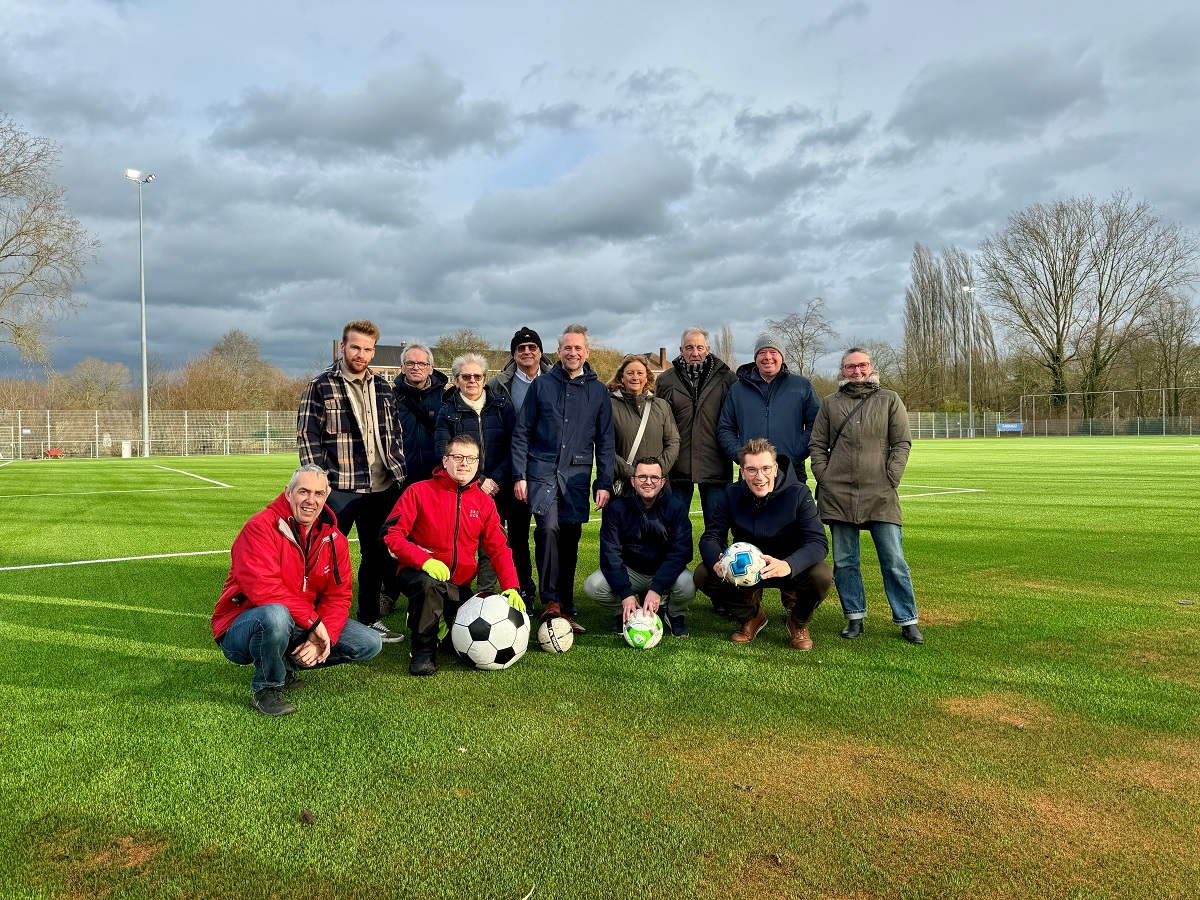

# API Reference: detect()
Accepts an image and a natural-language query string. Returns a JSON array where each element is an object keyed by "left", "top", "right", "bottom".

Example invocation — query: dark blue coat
[
  {"left": 717, "top": 362, "right": 821, "bottom": 469},
  {"left": 699, "top": 458, "right": 827, "bottom": 577},
  {"left": 394, "top": 369, "right": 450, "bottom": 484},
  {"left": 510, "top": 362, "right": 615, "bottom": 524},
  {"left": 434, "top": 387, "right": 517, "bottom": 486},
  {"left": 599, "top": 489, "right": 693, "bottom": 599}
]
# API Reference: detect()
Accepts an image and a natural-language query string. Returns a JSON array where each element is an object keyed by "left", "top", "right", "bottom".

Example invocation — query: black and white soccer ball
[{"left": 450, "top": 592, "right": 531, "bottom": 670}]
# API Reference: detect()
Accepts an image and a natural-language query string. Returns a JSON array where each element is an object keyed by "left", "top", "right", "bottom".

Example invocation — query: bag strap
[
  {"left": 624, "top": 397, "right": 655, "bottom": 466},
  {"left": 398, "top": 392, "right": 435, "bottom": 435},
  {"left": 827, "top": 394, "right": 873, "bottom": 455}
]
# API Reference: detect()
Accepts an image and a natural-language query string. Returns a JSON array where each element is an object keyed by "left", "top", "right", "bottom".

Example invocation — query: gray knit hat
[{"left": 753, "top": 334, "right": 784, "bottom": 357}]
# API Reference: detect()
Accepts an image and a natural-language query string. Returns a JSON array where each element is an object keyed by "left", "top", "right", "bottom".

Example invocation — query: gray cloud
[
  {"left": 887, "top": 47, "right": 1106, "bottom": 145},
  {"left": 465, "top": 145, "right": 693, "bottom": 244},
  {"left": 802, "top": 1, "right": 870, "bottom": 41},
  {"left": 699, "top": 155, "right": 851, "bottom": 219},
  {"left": 518, "top": 102, "right": 585, "bottom": 131},
  {"left": 1120, "top": 16, "right": 1200, "bottom": 80},
  {"left": 210, "top": 62, "right": 511, "bottom": 161},
  {"left": 734, "top": 104, "right": 818, "bottom": 146},
  {"left": 0, "top": 52, "right": 159, "bottom": 131},
  {"left": 796, "top": 112, "right": 873, "bottom": 148},
  {"left": 619, "top": 67, "right": 695, "bottom": 96}
]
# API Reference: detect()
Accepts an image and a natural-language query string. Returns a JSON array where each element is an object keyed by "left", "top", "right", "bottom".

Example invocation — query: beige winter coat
[{"left": 809, "top": 379, "right": 911, "bottom": 526}]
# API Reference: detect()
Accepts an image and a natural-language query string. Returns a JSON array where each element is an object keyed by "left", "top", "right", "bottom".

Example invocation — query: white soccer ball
[
  {"left": 450, "top": 592, "right": 530, "bottom": 670},
  {"left": 720, "top": 541, "right": 766, "bottom": 587},
  {"left": 537, "top": 616, "right": 574, "bottom": 653},
  {"left": 623, "top": 613, "right": 663, "bottom": 650}
]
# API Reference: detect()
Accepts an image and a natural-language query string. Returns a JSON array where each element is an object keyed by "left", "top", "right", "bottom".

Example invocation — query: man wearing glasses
[
  {"left": 395, "top": 342, "right": 449, "bottom": 485},
  {"left": 298, "top": 320, "right": 407, "bottom": 644},
  {"left": 583, "top": 457, "right": 696, "bottom": 637},
  {"left": 382, "top": 435, "right": 525, "bottom": 675},
  {"left": 485, "top": 327, "right": 551, "bottom": 606},
  {"left": 695, "top": 438, "right": 832, "bottom": 649},
  {"left": 810, "top": 348, "right": 923, "bottom": 645}
]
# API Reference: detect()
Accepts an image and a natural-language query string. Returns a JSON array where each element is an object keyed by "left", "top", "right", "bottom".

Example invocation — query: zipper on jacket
[{"left": 451, "top": 486, "right": 464, "bottom": 575}]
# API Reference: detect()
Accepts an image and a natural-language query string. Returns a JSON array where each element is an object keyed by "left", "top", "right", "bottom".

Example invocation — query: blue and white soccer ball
[
  {"left": 450, "top": 592, "right": 531, "bottom": 670},
  {"left": 719, "top": 541, "right": 766, "bottom": 587},
  {"left": 623, "top": 612, "right": 663, "bottom": 649}
]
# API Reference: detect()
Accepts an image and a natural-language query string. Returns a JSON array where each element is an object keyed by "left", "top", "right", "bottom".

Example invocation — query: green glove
[
  {"left": 502, "top": 588, "right": 526, "bottom": 613},
  {"left": 421, "top": 558, "right": 450, "bottom": 582},
  {"left": 437, "top": 618, "right": 449, "bottom": 642}
]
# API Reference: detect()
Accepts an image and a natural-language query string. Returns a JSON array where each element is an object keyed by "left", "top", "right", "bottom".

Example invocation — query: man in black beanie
[{"left": 486, "top": 326, "right": 551, "bottom": 606}]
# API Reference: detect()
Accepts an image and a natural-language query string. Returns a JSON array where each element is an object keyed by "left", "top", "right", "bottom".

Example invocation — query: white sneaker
[{"left": 369, "top": 621, "right": 405, "bottom": 643}]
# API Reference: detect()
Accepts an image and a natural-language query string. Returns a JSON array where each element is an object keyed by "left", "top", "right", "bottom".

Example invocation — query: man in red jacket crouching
[
  {"left": 212, "top": 465, "right": 383, "bottom": 717},
  {"left": 383, "top": 434, "right": 526, "bottom": 676}
]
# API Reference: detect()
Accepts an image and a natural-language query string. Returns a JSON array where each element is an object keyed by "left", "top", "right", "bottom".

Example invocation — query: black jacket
[
  {"left": 699, "top": 457, "right": 827, "bottom": 576},
  {"left": 599, "top": 489, "right": 693, "bottom": 599},
  {"left": 655, "top": 355, "right": 737, "bottom": 484},
  {"left": 394, "top": 369, "right": 450, "bottom": 483},
  {"left": 434, "top": 387, "right": 517, "bottom": 487}
]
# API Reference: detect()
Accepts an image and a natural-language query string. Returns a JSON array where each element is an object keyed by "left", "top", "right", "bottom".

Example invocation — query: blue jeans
[
  {"left": 670, "top": 481, "right": 728, "bottom": 531},
  {"left": 828, "top": 522, "right": 918, "bottom": 625},
  {"left": 218, "top": 604, "right": 383, "bottom": 693}
]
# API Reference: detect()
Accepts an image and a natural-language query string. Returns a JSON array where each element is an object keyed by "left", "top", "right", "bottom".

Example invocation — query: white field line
[
  {"left": 0, "top": 486, "right": 227, "bottom": 499},
  {"left": 0, "top": 460, "right": 13, "bottom": 469},
  {"left": 0, "top": 549, "right": 231, "bottom": 572},
  {"left": 153, "top": 465, "right": 234, "bottom": 488}
]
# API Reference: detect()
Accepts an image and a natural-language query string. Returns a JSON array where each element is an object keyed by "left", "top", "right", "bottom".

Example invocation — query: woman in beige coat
[{"left": 607, "top": 355, "right": 680, "bottom": 494}]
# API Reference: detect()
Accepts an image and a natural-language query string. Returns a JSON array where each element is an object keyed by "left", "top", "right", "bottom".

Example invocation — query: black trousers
[
  {"left": 326, "top": 483, "right": 401, "bottom": 625},
  {"left": 500, "top": 493, "right": 537, "bottom": 599},
  {"left": 393, "top": 567, "right": 471, "bottom": 636},
  {"left": 532, "top": 497, "right": 583, "bottom": 613},
  {"left": 693, "top": 560, "right": 832, "bottom": 624}
]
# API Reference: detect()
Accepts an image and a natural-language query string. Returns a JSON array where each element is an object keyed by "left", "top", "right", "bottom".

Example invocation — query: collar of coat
[{"left": 837, "top": 374, "right": 881, "bottom": 396}]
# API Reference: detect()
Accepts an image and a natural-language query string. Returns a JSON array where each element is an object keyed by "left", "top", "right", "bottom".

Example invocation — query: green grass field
[{"left": 1, "top": 438, "right": 1198, "bottom": 900}]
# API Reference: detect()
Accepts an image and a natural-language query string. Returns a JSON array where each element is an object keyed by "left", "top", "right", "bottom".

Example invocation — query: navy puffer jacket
[
  {"left": 394, "top": 369, "right": 450, "bottom": 484},
  {"left": 434, "top": 387, "right": 517, "bottom": 487}
]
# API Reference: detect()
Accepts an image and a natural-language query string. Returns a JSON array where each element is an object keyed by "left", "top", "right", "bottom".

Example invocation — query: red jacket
[
  {"left": 211, "top": 493, "right": 352, "bottom": 643},
  {"left": 383, "top": 468, "right": 519, "bottom": 589}
]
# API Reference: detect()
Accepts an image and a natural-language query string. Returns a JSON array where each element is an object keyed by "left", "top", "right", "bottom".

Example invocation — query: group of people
[{"left": 211, "top": 320, "right": 924, "bottom": 716}]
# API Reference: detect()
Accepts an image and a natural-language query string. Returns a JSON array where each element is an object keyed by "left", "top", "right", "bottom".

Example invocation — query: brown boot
[
  {"left": 788, "top": 613, "right": 813, "bottom": 651},
  {"left": 732, "top": 607, "right": 767, "bottom": 643}
]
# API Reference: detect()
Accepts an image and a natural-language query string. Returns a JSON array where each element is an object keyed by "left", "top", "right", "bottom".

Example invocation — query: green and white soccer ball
[{"left": 623, "top": 612, "right": 663, "bottom": 649}]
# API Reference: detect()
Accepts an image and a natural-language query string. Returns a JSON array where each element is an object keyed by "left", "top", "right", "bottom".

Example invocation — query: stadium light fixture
[
  {"left": 126, "top": 168, "right": 156, "bottom": 457},
  {"left": 962, "top": 284, "right": 976, "bottom": 438}
]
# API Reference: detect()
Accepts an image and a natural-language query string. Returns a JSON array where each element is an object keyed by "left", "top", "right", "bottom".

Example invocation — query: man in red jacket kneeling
[
  {"left": 383, "top": 434, "right": 525, "bottom": 676},
  {"left": 212, "top": 465, "right": 383, "bottom": 717}
]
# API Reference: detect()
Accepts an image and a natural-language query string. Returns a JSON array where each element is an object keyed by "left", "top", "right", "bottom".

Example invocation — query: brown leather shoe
[
  {"left": 540, "top": 601, "right": 562, "bottom": 622},
  {"left": 731, "top": 607, "right": 767, "bottom": 643},
  {"left": 565, "top": 616, "right": 587, "bottom": 635},
  {"left": 788, "top": 615, "right": 813, "bottom": 651}
]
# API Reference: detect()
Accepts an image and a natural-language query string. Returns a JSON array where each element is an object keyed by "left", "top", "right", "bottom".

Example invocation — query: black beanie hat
[{"left": 510, "top": 326, "right": 543, "bottom": 356}]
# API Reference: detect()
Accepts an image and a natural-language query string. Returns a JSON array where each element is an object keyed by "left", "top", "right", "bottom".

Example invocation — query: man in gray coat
[
  {"left": 655, "top": 326, "right": 737, "bottom": 531},
  {"left": 809, "top": 348, "right": 923, "bottom": 644}
]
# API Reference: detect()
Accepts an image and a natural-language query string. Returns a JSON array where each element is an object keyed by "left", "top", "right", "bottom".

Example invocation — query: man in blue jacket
[
  {"left": 511, "top": 324, "right": 615, "bottom": 633},
  {"left": 717, "top": 334, "right": 821, "bottom": 477},
  {"left": 695, "top": 438, "right": 832, "bottom": 650},
  {"left": 583, "top": 457, "right": 696, "bottom": 637},
  {"left": 394, "top": 342, "right": 449, "bottom": 485}
]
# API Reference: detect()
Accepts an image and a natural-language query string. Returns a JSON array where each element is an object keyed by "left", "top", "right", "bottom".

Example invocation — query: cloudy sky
[{"left": 3, "top": 0, "right": 1198, "bottom": 378}]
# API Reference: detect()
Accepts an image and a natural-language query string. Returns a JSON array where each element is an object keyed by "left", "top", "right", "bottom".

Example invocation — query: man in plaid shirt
[{"left": 297, "top": 320, "right": 407, "bottom": 643}]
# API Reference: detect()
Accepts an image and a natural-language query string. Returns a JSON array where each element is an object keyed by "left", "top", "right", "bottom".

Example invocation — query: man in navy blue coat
[
  {"left": 511, "top": 324, "right": 615, "bottom": 633},
  {"left": 717, "top": 334, "right": 821, "bottom": 477},
  {"left": 583, "top": 457, "right": 696, "bottom": 637},
  {"left": 695, "top": 438, "right": 832, "bottom": 650}
]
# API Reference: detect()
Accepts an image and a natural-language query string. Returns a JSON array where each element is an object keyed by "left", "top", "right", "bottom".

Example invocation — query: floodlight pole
[
  {"left": 962, "top": 284, "right": 976, "bottom": 438},
  {"left": 126, "top": 169, "right": 155, "bottom": 457}
]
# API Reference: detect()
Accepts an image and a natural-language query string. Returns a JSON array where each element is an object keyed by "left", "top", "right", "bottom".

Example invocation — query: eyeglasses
[
  {"left": 742, "top": 465, "right": 776, "bottom": 477},
  {"left": 404, "top": 360, "right": 431, "bottom": 368},
  {"left": 458, "top": 373, "right": 484, "bottom": 381},
  {"left": 446, "top": 453, "right": 479, "bottom": 464},
  {"left": 632, "top": 474, "right": 663, "bottom": 483},
  {"left": 515, "top": 343, "right": 540, "bottom": 352},
  {"left": 843, "top": 362, "right": 871, "bottom": 371}
]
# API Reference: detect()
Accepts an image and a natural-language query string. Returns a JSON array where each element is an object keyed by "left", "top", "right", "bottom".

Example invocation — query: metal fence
[
  {"left": 5, "top": 408, "right": 1199, "bottom": 459},
  {"left": 0, "top": 410, "right": 297, "bottom": 459}
]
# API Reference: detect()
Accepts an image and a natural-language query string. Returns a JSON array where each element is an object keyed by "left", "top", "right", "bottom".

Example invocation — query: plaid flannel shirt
[{"left": 297, "top": 363, "right": 407, "bottom": 492}]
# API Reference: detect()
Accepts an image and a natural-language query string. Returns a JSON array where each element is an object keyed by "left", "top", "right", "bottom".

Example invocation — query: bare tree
[
  {"left": 766, "top": 298, "right": 838, "bottom": 377},
  {"left": 1074, "top": 191, "right": 1200, "bottom": 413},
  {"left": 1144, "top": 291, "right": 1200, "bottom": 416},
  {"left": 434, "top": 328, "right": 491, "bottom": 367},
  {"left": 0, "top": 113, "right": 100, "bottom": 364},
  {"left": 52, "top": 358, "right": 130, "bottom": 409},
  {"left": 712, "top": 323, "right": 737, "bottom": 368}
]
